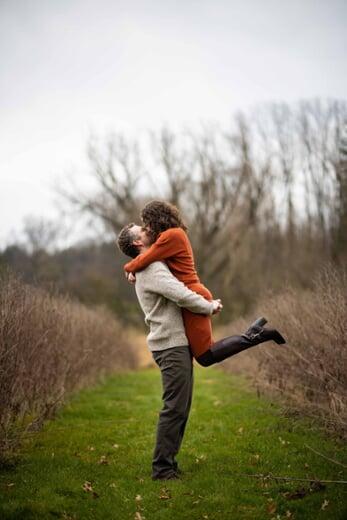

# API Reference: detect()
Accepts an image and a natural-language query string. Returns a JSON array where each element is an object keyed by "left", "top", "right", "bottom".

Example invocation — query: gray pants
[{"left": 151, "top": 345, "right": 193, "bottom": 479}]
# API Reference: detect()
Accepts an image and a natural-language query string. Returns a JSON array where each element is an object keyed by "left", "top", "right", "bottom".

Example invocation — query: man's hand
[
  {"left": 212, "top": 298, "right": 223, "bottom": 314},
  {"left": 125, "top": 272, "right": 136, "bottom": 284}
]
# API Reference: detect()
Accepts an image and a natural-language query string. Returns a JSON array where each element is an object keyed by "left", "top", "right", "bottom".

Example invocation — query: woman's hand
[
  {"left": 126, "top": 272, "right": 136, "bottom": 284},
  {"left": 212, "top": 298, "right": 223, "bottom": 314}
]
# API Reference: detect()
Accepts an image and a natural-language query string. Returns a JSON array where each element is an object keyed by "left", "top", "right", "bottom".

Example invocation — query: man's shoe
[
  {"left": 173, "top": 462, "right": 183, "bottom": 475},
  {"left": 242, "top": 316, "right": 286, "bottom": 345},
  {"left": 152, "top": 472, "right": 180, "bottom": 481}
]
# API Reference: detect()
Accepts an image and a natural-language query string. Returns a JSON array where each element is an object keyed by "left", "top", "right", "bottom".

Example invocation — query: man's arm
[{"left": 143, "top": 262, "right": 214, "bottom": 315}]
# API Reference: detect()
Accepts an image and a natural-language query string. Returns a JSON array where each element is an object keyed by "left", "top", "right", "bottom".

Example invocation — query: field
[{"left": 1, "top": 366, "right": 346, "bottom": 520}]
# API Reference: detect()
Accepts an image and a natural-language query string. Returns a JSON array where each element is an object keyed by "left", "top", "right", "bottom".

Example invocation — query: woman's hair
[{"left": 141, "top": 200, "right": 187, "bottom": 239}]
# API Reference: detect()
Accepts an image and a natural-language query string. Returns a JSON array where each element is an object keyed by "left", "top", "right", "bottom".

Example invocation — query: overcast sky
[{"left": 1, "top": 0, "right": 346, "bottom": 247}]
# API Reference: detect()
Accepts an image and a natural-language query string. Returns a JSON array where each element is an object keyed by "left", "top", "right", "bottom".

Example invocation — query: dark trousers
[{"left": 151, "top": 345, "right": 193, "bottom": 479}]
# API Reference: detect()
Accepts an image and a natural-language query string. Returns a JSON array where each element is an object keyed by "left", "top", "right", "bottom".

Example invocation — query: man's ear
[{"left": 133, "top": 239, "right": 142, "bottom": 247}]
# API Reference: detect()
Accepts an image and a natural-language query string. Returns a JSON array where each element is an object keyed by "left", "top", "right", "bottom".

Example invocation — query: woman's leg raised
[{"left": 182, "top": 305, "right": 286, "bottom": 367}]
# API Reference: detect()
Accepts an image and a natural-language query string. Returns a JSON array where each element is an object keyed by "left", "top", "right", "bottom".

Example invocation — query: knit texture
[{"left": 135, "top": 261, "right": 213, "bottom": 351}]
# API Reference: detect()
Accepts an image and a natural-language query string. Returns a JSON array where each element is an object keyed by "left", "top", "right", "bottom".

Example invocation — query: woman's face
[{"left": 141, "top": 221, "right": 152, "bottom": 233}]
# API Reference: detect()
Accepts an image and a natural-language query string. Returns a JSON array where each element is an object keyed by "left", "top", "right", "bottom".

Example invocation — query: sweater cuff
[
  {"left": 208, "top": 301, "right": 214, "bottom": 315},
  {"left": 124, "top": 262, "right": 132, "bottom": 273}
]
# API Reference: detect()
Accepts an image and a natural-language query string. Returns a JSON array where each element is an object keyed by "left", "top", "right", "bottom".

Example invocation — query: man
[{"left": 117, "top": 223, "right": 222, "bottom": 480}]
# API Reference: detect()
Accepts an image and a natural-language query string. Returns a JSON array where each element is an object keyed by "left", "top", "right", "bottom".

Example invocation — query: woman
[{"left": 124, "top": 200, "right": 286, "bottom": 366}]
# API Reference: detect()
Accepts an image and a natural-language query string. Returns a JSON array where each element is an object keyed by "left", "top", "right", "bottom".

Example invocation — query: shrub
[
  {"left": 219, "top": 265, "right": 347, "bottom": 436},
  {"left": 0, "top": 270, "right": 138, "bottom": 459}
]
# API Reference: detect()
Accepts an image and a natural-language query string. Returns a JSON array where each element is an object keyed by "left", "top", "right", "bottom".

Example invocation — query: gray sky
[{"left": 1, "top": 0, "right": 346, "bottom": 247}]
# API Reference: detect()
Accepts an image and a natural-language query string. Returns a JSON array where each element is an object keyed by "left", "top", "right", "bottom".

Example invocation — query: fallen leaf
[
  {"left": 159, "top": 488, "right": 171, "bottom": 499},
  {"left": 135, "top": 494, "right": 142, "bottom": 502},
  {"left": 282, "top": 481, "right": 325, "bottom": 501},
  {"left": 282, "top": 487, "right": 307, "bottom": 500},
  {"left": 98, "top": 455, "right": 109, "bottom": 465},
  {"left": 321, "top": 499, "right": 329, "bottom": 510},
  {"left": 82, "top": 481, "right": 99, "bottom": 498},
  {"left": 113, "top": 444, "right": 119, "bottom": 449},
  {"left": 134, "top": 512, "right": 144, "bottom": 520},
  {"left": 195, "top": 454, "right": 206, "bottom": 463},
  {"left": 6, "top": 483, "right": 15, "bottom": 488},
  {"left": 251, "top": 454, "right": 260, "bottom": 464},
  {"left": 83, "top": 481, "right": 93, "bottom": 493},
  {"left": 109, "top": 483, "right": 117, "bottom": 488},
  {"left": 285, "top": 511, "right": 293, "bottom": 518},
  {"left": 266, "top": 500, "right": 277, "bottom": 515},
  {"left": 238, "top": 427, "right": 244, "bottom": 434},
  {"left": 62, "top": 513, "right": 76, "bottom": 520},
  {"left": 87, "top": 446, "right": 95, "bottom": 451},
  {"left": 213, "top": 400, "right": 221, "bottom": 406}
]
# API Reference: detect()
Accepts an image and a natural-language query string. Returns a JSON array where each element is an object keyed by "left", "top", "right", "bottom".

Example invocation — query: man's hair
[
  {"left": 117, "top": 223, "right": 141, "bottom": 258},
  {"left": 141, "top": 200, "right": 187, "bottom": 240}
]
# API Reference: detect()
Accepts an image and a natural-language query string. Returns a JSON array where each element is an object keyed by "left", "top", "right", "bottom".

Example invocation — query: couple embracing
[{"left": 117, "top": 200, "right": 286, "bottom": 481}]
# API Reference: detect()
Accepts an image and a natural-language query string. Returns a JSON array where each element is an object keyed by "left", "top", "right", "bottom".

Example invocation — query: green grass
[{"left": 1, "top": 366, "right": 346, "bottom": 520}]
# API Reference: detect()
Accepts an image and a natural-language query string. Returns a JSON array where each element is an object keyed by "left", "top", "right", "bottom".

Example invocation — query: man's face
[{"left": 131, "top": 224, "right": 153, "bottom": 249}]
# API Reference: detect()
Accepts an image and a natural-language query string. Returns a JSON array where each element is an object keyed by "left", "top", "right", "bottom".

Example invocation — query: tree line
[{"left": 2, "top": 98, "right": 346, "bottom": 323}]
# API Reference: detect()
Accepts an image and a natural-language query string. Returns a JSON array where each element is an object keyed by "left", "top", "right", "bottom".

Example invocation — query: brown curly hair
[{"left": 141, "top": 200, "right": 187, "bottom": 239}]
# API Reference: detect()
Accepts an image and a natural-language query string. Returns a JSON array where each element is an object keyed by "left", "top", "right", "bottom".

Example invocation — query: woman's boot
[
  {"left": 242, "top": 316, "right": 286, "bottom": 345},
  {"left": 196, "top": 317, "right": 286, "bottom": 367}
]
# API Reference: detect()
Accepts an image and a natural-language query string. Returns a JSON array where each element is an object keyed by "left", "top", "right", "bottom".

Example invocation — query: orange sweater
[{"left": 124, "top": 227, "right": 201, "bottom": 286}]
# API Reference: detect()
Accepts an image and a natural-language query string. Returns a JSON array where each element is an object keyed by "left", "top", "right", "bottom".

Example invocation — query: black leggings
[{"left": 196, "top": 334, "right": 256, "bottom": 367}]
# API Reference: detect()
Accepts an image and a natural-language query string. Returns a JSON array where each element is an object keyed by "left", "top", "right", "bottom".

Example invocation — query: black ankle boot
[
  {"left": 243, "top": 316, "right": 268, "bottom": 337},
  {"left": 242, "top": 316, "right": 286, "bottom": 345}
]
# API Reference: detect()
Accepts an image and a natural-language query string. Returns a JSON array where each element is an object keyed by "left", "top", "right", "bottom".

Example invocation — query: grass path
[{"left": 1, "top": 366, "right": 346, "bottom": 519}]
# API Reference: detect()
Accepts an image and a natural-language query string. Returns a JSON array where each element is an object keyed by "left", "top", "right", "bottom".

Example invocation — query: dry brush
[
  {"left": 219, "top": 265, "right": 347, "bottom": 437},
  {"left": 0, "top": 270, "right": 138, "bottom": 459}
]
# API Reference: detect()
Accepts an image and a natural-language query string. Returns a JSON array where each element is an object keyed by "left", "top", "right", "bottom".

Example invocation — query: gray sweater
[{"left": 134, "top": 261, "right": 214, "bottom": 351}]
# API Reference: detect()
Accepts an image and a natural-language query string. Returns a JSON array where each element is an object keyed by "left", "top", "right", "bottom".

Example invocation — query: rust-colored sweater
[{"left": 124, "top": 227, "right": 201, "bottom": 286}]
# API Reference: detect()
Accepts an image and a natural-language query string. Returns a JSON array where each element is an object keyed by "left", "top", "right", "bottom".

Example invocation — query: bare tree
[
  {"left": 271, "top": 103, "right": 296, "bottom": 245},
  {"left": 332, "top": 120, "right": 347, "bottom": 259},
  {"left": 185, "top": 123, "right": 246, "bottom": 284},
  {"left": 298, "top": 100, "right": 339, "bottom": 253},
  {"left": 231, "top": 113, "right": 274, "bottom": 229},
  {"left": 23, "top": 216, "right": 61, "bottom": 254},
  {"left": 53, "top": 98, "right": 347, "bottom": 321},
  {"left": 57, "top": 132, "right": 148, "bottom": 234},
  {"left": 150, "top": 126, "right": 193, "bottom": 207}
]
